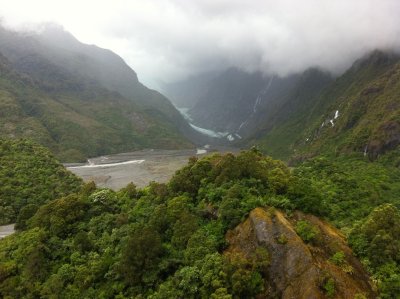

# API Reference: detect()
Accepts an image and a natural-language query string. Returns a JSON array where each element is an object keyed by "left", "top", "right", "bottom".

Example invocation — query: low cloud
[{"left": 1, "top": 0, "right": 400, "bottom": 87}]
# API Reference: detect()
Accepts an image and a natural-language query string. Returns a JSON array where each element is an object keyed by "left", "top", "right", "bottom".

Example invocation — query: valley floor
[
  {"left": 0, "top": 224, "right": 15, "bottom": 239},
  {"left": 66, "top": 147, "right": 238, "bottom": 189}
]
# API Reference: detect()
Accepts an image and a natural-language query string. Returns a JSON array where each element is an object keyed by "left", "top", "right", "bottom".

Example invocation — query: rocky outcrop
[
  {"left": 368, "top": 121, "right": 400, "bottom": 159},
  {"left": 225, "top": 207, "right": 376, "bottom": 298}
]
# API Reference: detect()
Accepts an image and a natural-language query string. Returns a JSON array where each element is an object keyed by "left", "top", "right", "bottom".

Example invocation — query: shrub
[
  {"left": 330, "top": 251, "right": 346, "bottom": 266},
  {"left": 295, "top": 220, "right": 319, "bottom": 243},
  {"left": 324, "top": 278, "right": 335, "bottom": 297},
  {"left": 276, "top": 234, "right": 288, "bottom": 245}
]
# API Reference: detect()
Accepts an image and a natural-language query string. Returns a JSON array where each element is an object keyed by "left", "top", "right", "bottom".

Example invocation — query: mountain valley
[{"left": 0, "top": 12, "right": 399, "bottom": 299}]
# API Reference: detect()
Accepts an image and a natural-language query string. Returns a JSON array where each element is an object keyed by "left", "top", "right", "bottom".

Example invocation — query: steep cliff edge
[{"left": 225, "top": 207, "right": 376, "bottom": 298}]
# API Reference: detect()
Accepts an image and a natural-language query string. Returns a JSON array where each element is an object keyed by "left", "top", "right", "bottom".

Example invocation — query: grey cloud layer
[
  {"left": 104, "top": 0, "right": 400, "bottom": 84},
  {"left": 1, "top": 0, "right": 400, "bottom": 85}
]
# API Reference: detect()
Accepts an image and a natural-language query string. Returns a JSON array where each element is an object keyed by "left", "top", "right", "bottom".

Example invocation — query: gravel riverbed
[{"left": 67, "top": 147, "right": 238, "bottom": 190}]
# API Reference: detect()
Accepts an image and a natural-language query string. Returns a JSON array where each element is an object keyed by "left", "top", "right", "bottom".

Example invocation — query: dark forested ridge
[
  {"left": 0, "top": 139, "right": 82, "bottom": 226},
  {"left": 0, "top": 146, "right": 399, "bottom": 298}
]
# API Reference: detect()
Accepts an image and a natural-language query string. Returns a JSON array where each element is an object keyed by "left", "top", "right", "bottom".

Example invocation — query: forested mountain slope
[
  {"left": 0, "top": 25, "right": 193, "bottom": 161},
  {"left": 255, "top": 51, "right": 400, "bottom": 161},
  {"left": 2, "top": 149, "right": 392, "bottom": 298},
  {"left": 0, "top": 139, "right": 81, "bottom": 225}
]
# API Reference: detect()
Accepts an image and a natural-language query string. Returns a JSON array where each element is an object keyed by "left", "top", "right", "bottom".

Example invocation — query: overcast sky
[{"left": 1, "top": 0, "right": 400, "bottom": 88}]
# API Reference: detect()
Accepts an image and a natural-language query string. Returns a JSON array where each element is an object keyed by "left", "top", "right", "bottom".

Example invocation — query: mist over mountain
[
  {"left": 0, "top": 24, "right": 195, "bottom": 161},
  {"left": 1, "top": 0, "right": 400, "bottom": 88},
  {"left": 1, "top": 3, "right": 400, "bottom": 299},
  {"left": 163, "top": 66, "right": 333, "bottom": 143},
  {"left": 163, "top": 48, "right": 400, "bottom": 163}
]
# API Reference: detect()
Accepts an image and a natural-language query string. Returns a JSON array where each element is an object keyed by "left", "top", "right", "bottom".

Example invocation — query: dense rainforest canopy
[
  {"left": 0, "top": 139, "right": 82, "bottom": 226},
  {"left": 0, "top": 144, "right": 399, "bottom": 298}
]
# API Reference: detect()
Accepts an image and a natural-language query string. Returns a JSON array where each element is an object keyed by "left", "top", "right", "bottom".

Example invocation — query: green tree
[
  {"left": 119, "top": 226, "right": 164, "bottom": 286},
  {"left": 15, "top": 204, "right": 38, "bottom": 230}
]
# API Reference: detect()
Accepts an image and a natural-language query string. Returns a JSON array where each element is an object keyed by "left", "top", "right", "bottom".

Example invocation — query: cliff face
[{"left": 225, "top": 207, "right": 376, "bottom": 298}]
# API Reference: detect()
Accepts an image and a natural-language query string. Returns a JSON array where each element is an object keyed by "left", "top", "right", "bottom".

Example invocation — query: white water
[
  {"left": 252, "top": 76, "right": 274, "bottom": 114},
  {"left": 227, "top": 134, "right": 235, "bottom": 141},
  {"left": 334, "top": 110, "right": 339, "bottom": 119},
  {"left": 253, "top": 95, "right": 262, "bottom": 113},
  {"left": 176, "top": 107, "right": 194, "bottom": 122},
  {"left": 189, "top": 123, "right": 229, "bottom": 138},
  {"left": 328, "top": 110, "right": 339, "bottom": 127},
  {"left": 237, "top": 76, "right": 274, "bottom": 133},
  {"left": 175, "top": 106, "right": 232, "bottom": 139},
  {"left": 68, "top": 159, "right": 145, "bottom": 169},
  {"left": 238, "top": 120, "right": 248, "bottom": 131},
  {"left": 175, "top": 101, "right": 239, "bottom": 142},
  {"left": 196, "top": 149, "right": 207, "bottom": 154}
]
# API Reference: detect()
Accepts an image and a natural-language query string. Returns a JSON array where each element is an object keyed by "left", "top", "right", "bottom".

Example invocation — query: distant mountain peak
[
  {"left": 351, "top": 49, "right": 400, "bottom": 72},
  {"left": 36, "top": 22, "right": 80, "bottom": 46}
]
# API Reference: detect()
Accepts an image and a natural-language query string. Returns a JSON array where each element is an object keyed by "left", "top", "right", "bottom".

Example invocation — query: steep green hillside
[
  {"left": 255, "top": 51, "right": 400, "bottom": 161},
  {"left": 298, "top": 51, "right": 400, "bottom": 160},
  {"left": 0, "top": 139, "right": 82, "bottom": 225},
  {"left": 35, "top": 24, "right": 182, "bottom": 119},
  {"left": 0, "top": 26, "right": 193, "bottom": 162},
  {"left": 0, "top": 25, "right": 187, "bottom": 128},
  {"left": 0, "top": 52, "right": 191, "bottom": 162}
]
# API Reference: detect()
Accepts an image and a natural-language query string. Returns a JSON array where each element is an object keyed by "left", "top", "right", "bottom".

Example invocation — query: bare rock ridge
[{"left": 225, "top": 207, "right": 376, "bottom": 298}]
